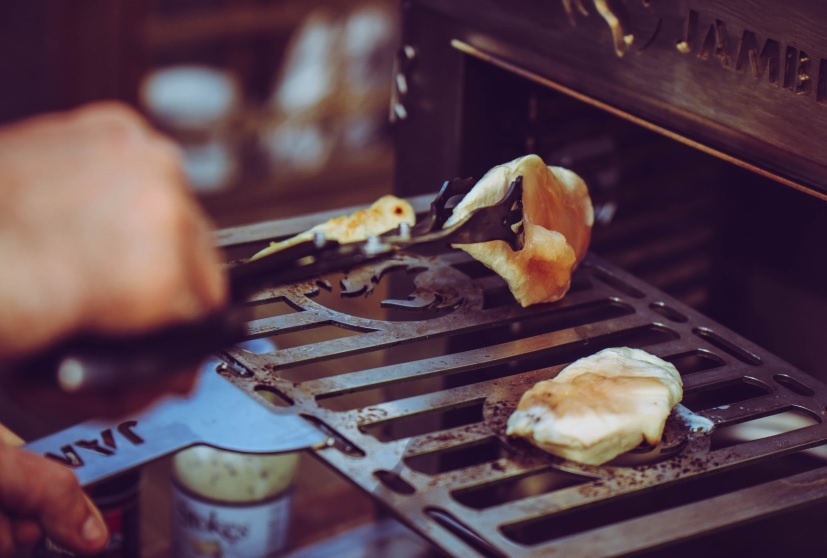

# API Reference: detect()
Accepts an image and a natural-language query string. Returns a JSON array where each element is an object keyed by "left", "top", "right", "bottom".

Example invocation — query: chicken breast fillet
[
  {"left": 444, "top": 154, "right": 593, "bottom": 307},
  {"left": 506, "top": 347, "right": 683, "bottom": 466},
  {"left": 251, "top": 195, "right": 416, "bottom": 260}
]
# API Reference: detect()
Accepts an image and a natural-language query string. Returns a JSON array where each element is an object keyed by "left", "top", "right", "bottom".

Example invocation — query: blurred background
[{"left": 0, "top": 0, "right": 398, "bottom": 227}]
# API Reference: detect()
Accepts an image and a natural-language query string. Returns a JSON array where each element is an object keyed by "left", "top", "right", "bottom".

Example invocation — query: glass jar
[
  {"left": 170, "top": 444, "right": 299, "bottom": 557},
  {"left": 171, "top": 339, "right": 296, "bottom": 557}
]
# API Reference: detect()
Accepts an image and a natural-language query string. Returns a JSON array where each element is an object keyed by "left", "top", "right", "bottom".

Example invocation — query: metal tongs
[
  {"left": 230, "top": 176, "right": 524, "bottom": 290},
  {"left": 16, "top": 177, "right": 524, "bottom": 394}
]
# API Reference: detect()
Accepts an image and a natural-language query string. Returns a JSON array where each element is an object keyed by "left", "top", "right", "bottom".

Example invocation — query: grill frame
[{"left": 216, "top": 214, "right": 827, "bottom": 557}]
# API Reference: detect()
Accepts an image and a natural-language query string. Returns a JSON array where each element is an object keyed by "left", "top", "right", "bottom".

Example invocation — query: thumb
[{"left": 0, "top": 433, "right": 108, "bottom": 554}]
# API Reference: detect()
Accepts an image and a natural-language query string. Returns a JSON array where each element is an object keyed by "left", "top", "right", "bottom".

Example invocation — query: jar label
[{"left": 171, "top": 484, "right": 291, "bottom": 557}]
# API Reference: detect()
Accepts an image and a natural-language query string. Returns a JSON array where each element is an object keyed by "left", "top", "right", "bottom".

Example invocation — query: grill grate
[{"left": 217, "top": 227, "right": 827, "bottom": 557}]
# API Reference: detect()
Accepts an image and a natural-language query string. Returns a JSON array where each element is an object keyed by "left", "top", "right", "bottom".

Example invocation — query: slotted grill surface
[{"left": 217, "top": 218, "right": 827, "bottom": 557}]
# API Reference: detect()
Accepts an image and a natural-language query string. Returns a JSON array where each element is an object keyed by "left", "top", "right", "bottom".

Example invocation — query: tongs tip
[{"left": 438, "top": 175, "right": 525, "bottom": 250}]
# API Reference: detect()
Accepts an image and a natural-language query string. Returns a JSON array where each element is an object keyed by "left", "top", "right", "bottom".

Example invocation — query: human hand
[
  {"left": 0, "top": 102, "right": 227, "bottom": 360},
  {"left": 0, "top": 424, "right": 107, "bottom": 556},
  {"left": 0, "top": 103, "right": 227, "bottom": 415}
]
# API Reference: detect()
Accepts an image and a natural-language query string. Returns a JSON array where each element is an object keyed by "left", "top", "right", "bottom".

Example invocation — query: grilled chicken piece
[
  {"left": 506, "top": 347, "right": 683, "bottom": 466},
  {"left": 251, "top": 195, "right": 416, "bottom": 260},
  {"left": 444, "top": 154, "right": 593, "bottom": 307}
]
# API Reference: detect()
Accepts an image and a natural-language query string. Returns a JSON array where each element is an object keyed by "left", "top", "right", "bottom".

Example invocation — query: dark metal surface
[
  {"left": 210, "top": 215, "right": 827, "bottom": 557},
  {"left": 395, "top": 0, "right": 827, "bottom": 200}
]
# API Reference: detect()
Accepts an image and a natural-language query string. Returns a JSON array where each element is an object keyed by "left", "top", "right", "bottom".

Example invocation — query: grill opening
[
  {"left": 575, "top": 323, "right": 679, "bottom": 349},
  {"left": 247, "top": 297, "right": 302, "bottom": 319},
  {"left": 499, "top": 451, "right": 827, "bottom": 547},
  {"left": 487, "top": 299, "right": 635, "bottom": 339},
  {"left": 373, "top": 470, "right": 416, "bottom": 495},
  {"left": 693, "top": 327, "right": 763, "bottom": 365},
  {"left": 284, "top": 341, "right": 449, "bottom": 384},
  {"left": 452, "top": 466, "right": 588, "bottom": 509},
  {"left": 315, "top": 323, "right": 679, "bottom": 411},
  {"left": 360, "top": 399, "right": 485, "bottom": 442},
  {"left": 710, "top": 409, "right": 821, "bottom": 452},
  {"left": 664, "top": 349, "right": 725, "bottom": 375},
  {"left": 317, "top": 370, "right": 462, "bottom": 412},
  {"left": 404, "top": 437, "right": 508, "bottom": 475},
  {"left": 649, "top": 301, "right": 689, "bottom": 323},
  {"left": 682, "top": 379, "right": 771, "bottom": 411},
  {"left": 774, "top": 374, "right": 815, "bottom": 396},
  {"left": 285, "top": 298, "right": 636, "bottom": 383},
  {"left": 317, "top": 357, "right": 540, "bottom": 412},
  {"left": 252, "top": 322, "right": 372, "bottom": 350},
  {"left": 253, "top": 385, "right": 293, "bottom": 407}
]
